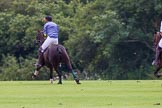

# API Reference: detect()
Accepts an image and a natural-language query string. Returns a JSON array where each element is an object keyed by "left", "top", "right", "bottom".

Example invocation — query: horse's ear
[{"left": 37, "top": 30, "right": 43, "bottom": 33}]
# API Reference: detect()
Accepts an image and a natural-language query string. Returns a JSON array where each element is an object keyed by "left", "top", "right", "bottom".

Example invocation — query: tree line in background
[{"left": 0, "top": 0, "right": 162, "bottom": 80}]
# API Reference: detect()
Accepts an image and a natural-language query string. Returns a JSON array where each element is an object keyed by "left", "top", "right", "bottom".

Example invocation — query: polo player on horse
[
  {"left": 152, "top": 20, "right": 162, "bottom": 65},
  {"left": 35, "top": 15, "right": 59, "bottom": 67}
]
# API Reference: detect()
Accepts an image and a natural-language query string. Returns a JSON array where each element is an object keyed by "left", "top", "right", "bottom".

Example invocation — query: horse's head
[
  {"left": 35, "top": 30, "right": 45, "bottom": 45},
  {"left": 153, "top": 32, "right": 162, "bottom": 50}
]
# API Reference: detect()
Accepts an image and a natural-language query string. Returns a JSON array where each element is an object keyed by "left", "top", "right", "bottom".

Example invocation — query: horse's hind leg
[
  {"left": 60, "top": 46, "right": 80, "bottom": 84},
  {"left": 66, "top": 61, "right": 81, "bottom": 84},
  {"left": 49, "top": 67, "right": 54, "bottom": 84},
  {"left": 55, "top": 66, "right": 62, "bottom": 84},
  {"left": 72, "top": 70, "right": 81, "bottom": 84},
  {"left": 58, "top": 70, "right": 62, "bottom": 84}
]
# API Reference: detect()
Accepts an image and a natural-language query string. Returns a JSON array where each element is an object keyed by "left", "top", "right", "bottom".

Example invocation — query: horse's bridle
[{"left": 35, "top": 31, "right": 45, "bottom": 45}]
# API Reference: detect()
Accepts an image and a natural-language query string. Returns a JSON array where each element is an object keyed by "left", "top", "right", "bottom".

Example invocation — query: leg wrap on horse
[{"left": 71, "top": 70, "right": 81, "bottom": 84}]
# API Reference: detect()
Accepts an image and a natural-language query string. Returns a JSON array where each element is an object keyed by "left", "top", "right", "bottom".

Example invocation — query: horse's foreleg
[
  {"left": 154, "top": 66, "right": 161, "bottom": 78},
  {"left": 32, "top": 66, "right": 42, "bottom": 79},
  {"left": 55, "top": 66, "right": 62, "bottom": 84}
]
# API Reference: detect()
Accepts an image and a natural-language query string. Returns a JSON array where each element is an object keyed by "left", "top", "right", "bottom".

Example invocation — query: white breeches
[
  {"left": 159, "top": 38, "right": 162, "bottom": 48},
  {"left": 41, "top": 36, "right": 58, "bottom": 52}
]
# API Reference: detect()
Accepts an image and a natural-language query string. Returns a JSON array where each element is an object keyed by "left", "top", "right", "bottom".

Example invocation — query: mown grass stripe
[{"left": 0, "top": 80, "right": 161, "bottom": 108}]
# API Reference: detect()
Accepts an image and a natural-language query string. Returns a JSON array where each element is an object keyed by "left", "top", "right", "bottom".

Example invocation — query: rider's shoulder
[{"left": 45, "top": 22, "right": 57, "bottom": 26}]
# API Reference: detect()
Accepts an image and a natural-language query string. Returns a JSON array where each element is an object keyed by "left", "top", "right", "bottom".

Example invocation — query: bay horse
[
  {"left": 153, "top": 32, "right": 162, "bottom": 77},
  {"left": 32, "top": 30, "right": 81, "bottom": 84}
]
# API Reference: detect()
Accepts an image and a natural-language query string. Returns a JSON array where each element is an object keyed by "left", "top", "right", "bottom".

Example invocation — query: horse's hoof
[
  {"left": 156, "top": 75, "right": 160, "bottom": 78},
  {"left": 57, "top": 82, "right": 62, "bottom": 84},
  {"left": 77, "top": 82, "right": 81, "bottom": 84},
  {"left": 154, "top": 73, "right": 161, "bottom": 78},
  {"left": 50, "top": 79, "right": 54, "bottom": 84},
  {"left": 32, "top": 74, "right": 37, "bottom": 79},
  {"left": 75, "top": 79, "right": 81, "bottom": 84}
]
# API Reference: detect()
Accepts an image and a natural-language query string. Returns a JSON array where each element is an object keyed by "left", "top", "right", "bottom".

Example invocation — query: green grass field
[{"left": 0, "top": 80, "right": 162, "bottom": 108}]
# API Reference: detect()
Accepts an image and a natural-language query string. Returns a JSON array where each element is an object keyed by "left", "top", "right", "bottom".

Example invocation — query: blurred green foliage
[{"left": 0, "top": 0, "right": 162, "bottom": 80}]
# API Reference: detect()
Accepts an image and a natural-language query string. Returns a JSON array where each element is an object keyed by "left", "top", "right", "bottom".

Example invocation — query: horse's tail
[
  {"left": 57, "top": 45, "right": 73, "bottom": 70},
  {"left": 47, "top": 44, "right": 71, "bottom": 69},
  {"left": 47, "top": 45, "right": 60, "bottom": 67}
]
